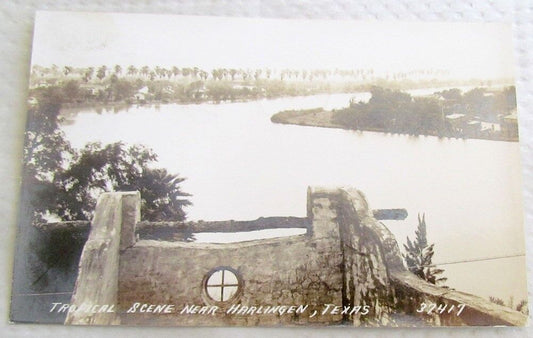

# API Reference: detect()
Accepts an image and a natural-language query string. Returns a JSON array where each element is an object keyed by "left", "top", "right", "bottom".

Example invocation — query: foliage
[
  {"left": 21, "top": 86, "right": 192, "bottom": 288},
  {"left": 515, "top": 299, "right": 529, "bottom": 315},
  {"left": 489, "top": 296, "right": 505, "bottom": 306},
  {"left": 23, "top": 86, "right": 191, "bottom": 224},
  {"left": 403, "top": 214, "right": 447, "bottom": 286},
  {"left": 332, "top": 86, "right": 517, "bottom": 138},
  {"left": 489, "top": 296, "right": 529, "bottom": 315}
]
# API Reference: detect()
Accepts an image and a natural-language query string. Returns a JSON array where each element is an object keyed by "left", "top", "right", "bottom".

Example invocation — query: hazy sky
[{"left": 32, "top": 11, "right": 515, "bottom": 79}]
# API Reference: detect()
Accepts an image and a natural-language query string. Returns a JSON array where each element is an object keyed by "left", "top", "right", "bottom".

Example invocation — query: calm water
[{"left": 61, "top": 92, "right": 527, "bottom": 303}]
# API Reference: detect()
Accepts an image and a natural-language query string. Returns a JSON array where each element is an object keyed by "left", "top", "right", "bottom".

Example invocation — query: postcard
[{"left": 10, "top": 11, "right": 528, "bottom": 327}]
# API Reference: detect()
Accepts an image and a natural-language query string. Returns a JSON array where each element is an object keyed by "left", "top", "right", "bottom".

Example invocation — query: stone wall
[
  {"left": 66, "top": 188, "right": 528, "bottom": 327},
  {"left": 118, "top": 189, "right": 344, "bottom": 326},
  {"left": 391, "top": 271, "right": 528, "bottom": 326}
]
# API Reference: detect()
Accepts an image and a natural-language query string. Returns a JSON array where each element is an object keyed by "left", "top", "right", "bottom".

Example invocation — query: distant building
[
  {"left": 464, "top": 120, "right": 481, "bottom": 135},
  {"left": 232, "top": 84, "right": 255, "bottom": 91},
  {"left": 480, "top": 122, "right": 501, "bottom": 137},
  {"left": 134, "top": 86, "right": 150, "bottom": 101},
  {"left": 445, "top": 113, "right": 466, "bottom": 133}
]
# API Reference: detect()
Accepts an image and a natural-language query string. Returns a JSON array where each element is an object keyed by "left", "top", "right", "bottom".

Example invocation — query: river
[{"left": 61, "top": 91, "right": 527, "bottom": 304}]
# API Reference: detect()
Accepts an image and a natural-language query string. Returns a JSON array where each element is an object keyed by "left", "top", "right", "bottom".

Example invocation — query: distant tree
[
  {"left": 96, "top": 65, "right": 107, "bottom": 81},
  {"left": 83, "top": 67, "right": 94, "bottom": 82},
  {"left": 230, "top": 69, "right": 238, "bottom": 81},
  {"left": 181, "top": 67, "right": 191, "bottom": 77},
  {"left": 199, "top": 71, "right": 209, "bottom": 81},
  {"left": 171, "top": 66, "right": 180, "bottom": 77},
  {"left": 127, "top": 65, "right": 138, "bottom": 76},
  {"left": 108, "top": 78, "right": 134, "bottom": 101},
  {"left": 155, "top": 66, "right": 164, "bottom": 78},
  {"left": 62, "top": 80, "right": 80, "bottom": 102},
  {"left": 437, "top": 88, "right": 462, "bottom": 101},
  {"left": 114, "top": 64, "right": 122, "bottom": 75},
  {"left": 211, "top": 69, "right": 219, "bottom": 81},
  {"left": 140, "top": 66, "right": 150, "bottom": 77},
  {"left": 63, "top": 66, "right": 73, "bottom": 76},
  {"left": 254, "top": 69, "right": 262, "bottom": 81},
  {"left": 403, "top": 214, "right": 447, "bottom": 286},
  {"left": 192, "top": 67, "right": 199, "bottom": 78}
]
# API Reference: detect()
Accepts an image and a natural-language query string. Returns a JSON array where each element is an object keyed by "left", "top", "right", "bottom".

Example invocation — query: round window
[{"left": 204, "top": 267, "right": 242, "bottom": 303}]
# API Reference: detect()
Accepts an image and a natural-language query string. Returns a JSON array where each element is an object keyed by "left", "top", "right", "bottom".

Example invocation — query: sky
[{"left": 32, "top": 11, "right": 516, "bottom": 80}]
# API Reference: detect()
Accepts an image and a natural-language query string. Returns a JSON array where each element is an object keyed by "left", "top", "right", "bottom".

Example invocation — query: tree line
[
  {"left": 332, "top": 86, "right": 516, "bottom": 138},
  {"left": 31, "top": 65, "right": 492, "bottom": 106},
  {"left": 34, "top": 64, "right": 431, "bottom": 83}
]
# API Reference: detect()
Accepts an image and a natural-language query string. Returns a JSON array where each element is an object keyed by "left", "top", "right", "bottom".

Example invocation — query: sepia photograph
[{"left": 9, "top": 11, "right": 528, "bottom": 327}]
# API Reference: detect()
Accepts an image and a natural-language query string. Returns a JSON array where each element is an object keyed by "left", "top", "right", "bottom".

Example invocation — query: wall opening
[{"left": 203, "top": 267, "right": 242, "bottom": 303}]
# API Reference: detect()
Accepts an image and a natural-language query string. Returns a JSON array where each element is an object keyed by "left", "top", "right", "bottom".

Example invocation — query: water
[{"left": 61, "top": 92, "right": 527, "bottom": 304}]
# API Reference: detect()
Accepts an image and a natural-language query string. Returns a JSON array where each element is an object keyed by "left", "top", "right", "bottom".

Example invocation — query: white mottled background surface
[{"left": 0, "top": 1, "right": 531, "bottom": 337}]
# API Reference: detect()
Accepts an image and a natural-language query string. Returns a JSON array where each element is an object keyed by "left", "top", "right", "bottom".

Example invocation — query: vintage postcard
[{"left": 10, "top": 11, "right": 527, "bottom": 326}]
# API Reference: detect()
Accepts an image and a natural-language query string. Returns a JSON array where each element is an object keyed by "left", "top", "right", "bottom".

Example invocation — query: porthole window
[{"left": 204, "top": 267, "right": 242, "bottom": 303}]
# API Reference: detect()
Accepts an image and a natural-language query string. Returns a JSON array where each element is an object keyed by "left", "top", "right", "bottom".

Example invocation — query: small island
[{"left": 271, "top": 86, "right": 519, "bottom": 142}]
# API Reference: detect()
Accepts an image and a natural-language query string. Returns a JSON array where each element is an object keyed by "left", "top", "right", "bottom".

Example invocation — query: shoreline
[
  {"left": 271, "top": 109, "right": 519, "bottom": 143},
  {"left": 58, "top": 92, "right": 353, "bottom": 115}
]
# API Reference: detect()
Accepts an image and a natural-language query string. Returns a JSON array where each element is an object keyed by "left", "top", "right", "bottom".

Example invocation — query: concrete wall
[
  {"left": 67, "top": 188, "right": 528, "bottom": 327},
  {"left": 391, "top": 271, "right": 527, "bottom": 326},
  {"left": 118, "top": 188, "right": 344, "bottom": 326}
]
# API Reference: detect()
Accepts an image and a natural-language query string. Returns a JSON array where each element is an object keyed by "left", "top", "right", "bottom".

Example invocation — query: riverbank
[
  {"left": 270, "top": 108, "right": 343, "bottom": 128},
  {"left": 59, "top": 92, "right": 344, "bottom": 116},
  {"left": 271, "top": 108, "right": 519, "bottom": 142}
]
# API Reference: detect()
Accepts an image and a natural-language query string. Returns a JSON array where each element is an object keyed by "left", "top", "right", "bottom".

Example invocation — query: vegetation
[
  {"left": 22, "top": 86, "right": 190, "bottom": 288},
  {"left": 403, "top": 214, "right": 447, "bottom": 286},
  {"left": 332, "top": 86, "right": 516, "bottom": 139},
  {"left": 29, "top": 64, "right": 501, "bottom": 107},
  {"left": 489, "top": 296, "right": 529, "bottom": 315},
  {"left": 24, "top": 86, "right": 190, "bottom": 224}
]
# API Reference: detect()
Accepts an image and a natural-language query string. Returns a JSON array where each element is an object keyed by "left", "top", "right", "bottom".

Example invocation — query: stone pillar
[
  {"left": 65, "top": 191, "right": 140, "bottom": 325},
  {"left": 307, "top": 187, "right": 405, "bottom": 325},
  {"left": 120, "top": 191, "right": 141, "bottom": 251}
]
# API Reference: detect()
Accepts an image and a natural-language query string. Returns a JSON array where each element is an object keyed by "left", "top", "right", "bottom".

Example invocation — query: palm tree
[
  {"left": 171, "top": 66, "right": 180, "bottom": 77},
  {"left": 155, "top": 66, "right": 164, "bottom": 78},
  {"left": 96, "top": 65, "right": 107, "bottom": 81},
  {"left": 63, "top": 66, "right": 73, "bottom": 76},
  {"left": 229, "top": 69, "right": 238, "bottom": 81},
  {"left": 192, "top": 67, "right": 199, "bottom": 78},
  {"left": 114, "top": 65, "right": 122, "bottom": 75},
  {"left": 83, "top": 67, "right": 94, "bottom": 82},
  {"left": 127, "top": 65, "right": 138, "bottom": 76},
  {"left": 135, "top": 168, "right": 191, "bottom": 221},
  {"left": 140, "top": 66, "right": 150, "bottom": 77}
]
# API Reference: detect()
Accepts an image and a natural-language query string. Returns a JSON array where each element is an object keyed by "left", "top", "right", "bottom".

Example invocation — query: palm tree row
[{"left": 32, "top": 64, "right": 451, "bottom": 83}]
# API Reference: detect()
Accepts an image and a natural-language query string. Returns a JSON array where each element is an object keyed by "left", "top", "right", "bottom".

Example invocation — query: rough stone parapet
[
  {"left": 391, "top": 271, "right": 528, "bottom": 326},
  {"left": 66, "top": 188, "right": 527, "bottom": 327},
  {"left": 65, "top": 191, "right": 140, "bottom": 325}
]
